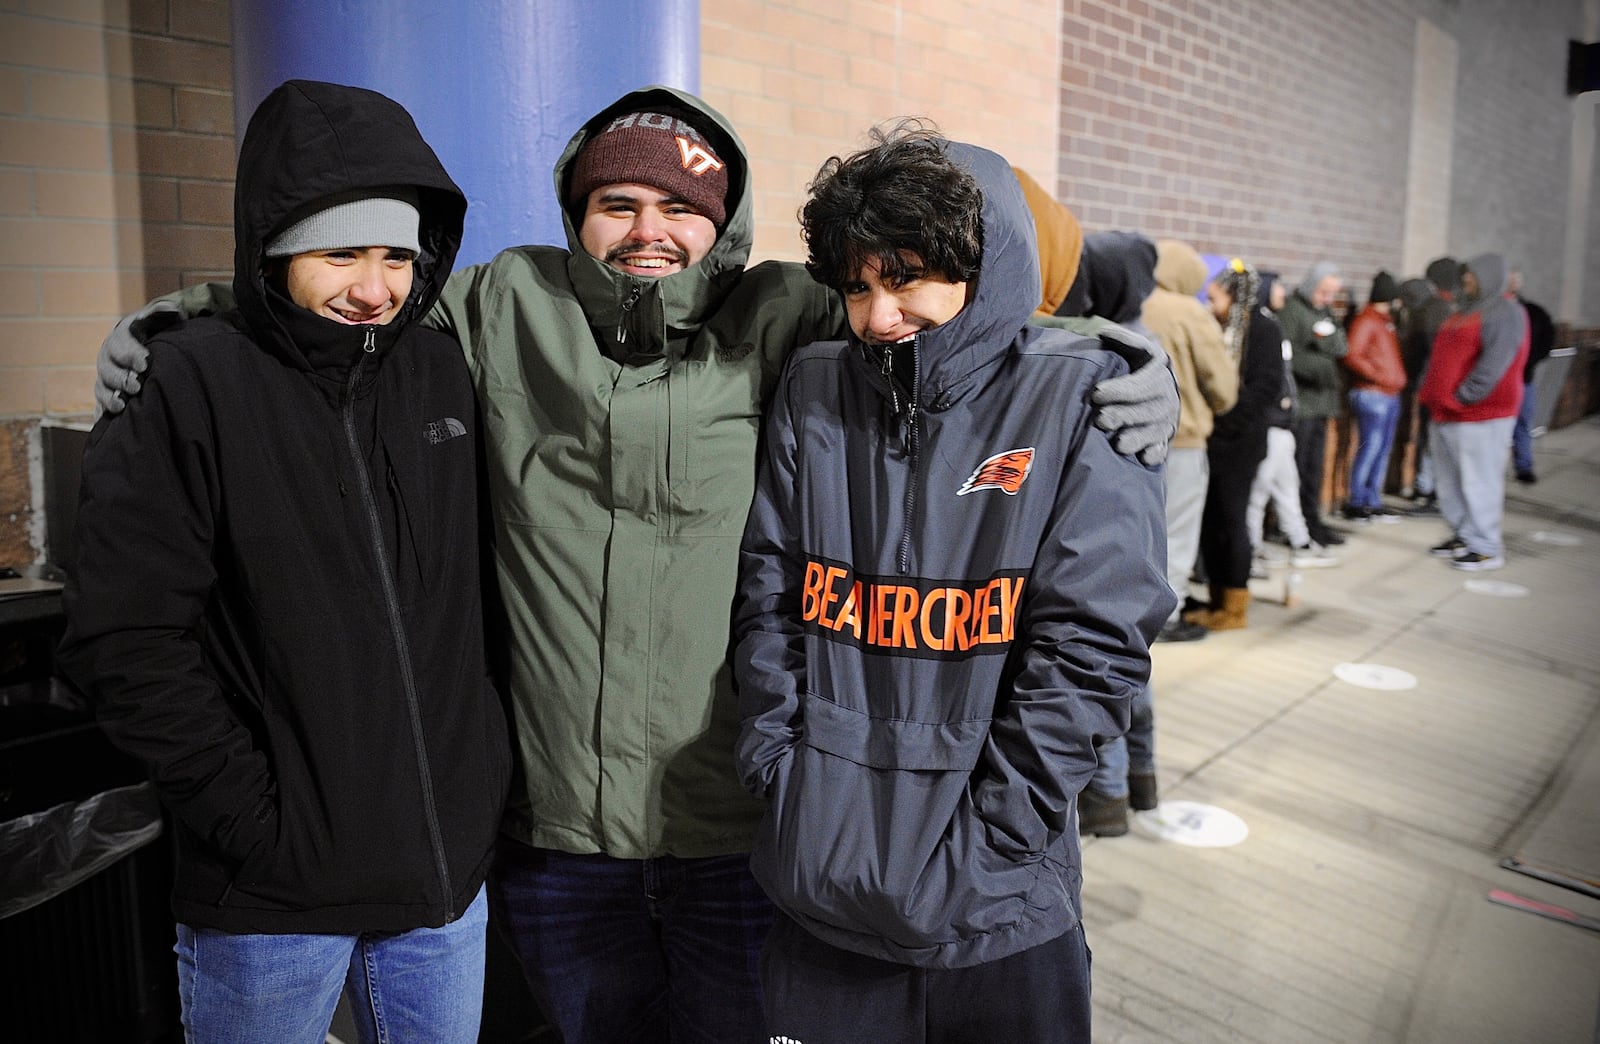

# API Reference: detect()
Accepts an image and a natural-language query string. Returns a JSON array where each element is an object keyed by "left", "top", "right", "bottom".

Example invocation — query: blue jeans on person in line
[
  {"left": 1090, "top": 682, "right": 1155, "bottom": 797},
  {"left": 175, "top": 884, "right": 488, "bottom": 1044},
  {"left": 1347, "top": 389, "right": 1401, "bottom": 509},
  {"left": 1512, "top": 379, "right": 1538, "bottom": 474},
  {"left": 489, "top": 840, "right": 773, "bottom": 1044}
]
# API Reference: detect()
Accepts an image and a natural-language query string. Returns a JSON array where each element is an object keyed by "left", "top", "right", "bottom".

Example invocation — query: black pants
[
  {"left": 1202, "top": 429, "right": 1270, "bottom": 588},
  {"left": 1291, "top": 415, "right": 1330, "bottom": 537},
  {"left": 760, "top": 913, "right": 1092, "bottom": 1043}
]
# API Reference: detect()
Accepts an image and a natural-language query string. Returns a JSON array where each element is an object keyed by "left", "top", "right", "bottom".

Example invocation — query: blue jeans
[
  {"left": 1512, "top": 380, "right": 1537, "bottom": 474},
  {"left": 175, "top": 885, "right": 487, "bottom": 1044},
  {"left": 489, "top": 841, "right": 773, "bottom": 1043},
  {"left": 1091, "top": 683, "right": 1154, "bottom": 797},
  {"left": 1347, "top": 389, "right": 1401, "bottom": 508}
]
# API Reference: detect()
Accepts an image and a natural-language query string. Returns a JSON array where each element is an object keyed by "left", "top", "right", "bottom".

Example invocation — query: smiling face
[
  {"left": 843, "top": 253, "right": 968, "bottom": 346},
  {"left": 285, "top": 246, "right": 415, "bottom": 325},
  {"left": 578, "top": 182, "right": 718, "bottom": 278}
]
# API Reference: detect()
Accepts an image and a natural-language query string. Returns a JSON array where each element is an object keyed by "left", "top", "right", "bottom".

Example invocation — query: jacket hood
[
  {"left": 1463, "top": 252, "right": 1509, "bottom": 308},
  {"left": 1011, "top": 166, "right": 1083, "bottom": 317},
  {"left": 865, "top": 140, "right": 1040, "bottom": 406},
  {"left": 1258, "top": 270, "right": 1281, "bottom": 312},
  {"left": 1296, "top": 260, "right": 1340, "bottom": 302},
  {"left": 1082, "top": 230, "right": 1157, "bottom": 325},
  {"left": 553, "top": 86, "right": 750, "bottom": 352},
  {"left": 232, "top": 79, "right": 466, "bottom": 371},
  {"left": 1424, "top": 256, "right": 1463, "bottom": 296},
  {"left": 1154, "top": 239, "right": 1208, "bottom": 296},
  {"left": 1398, "top": 277, "right": 1434, "bottom": 311}
]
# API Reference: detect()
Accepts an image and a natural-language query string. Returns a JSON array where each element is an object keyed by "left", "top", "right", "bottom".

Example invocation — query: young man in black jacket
[{"left": 57, "top": 81, "right": 510, "bottom": 1042}]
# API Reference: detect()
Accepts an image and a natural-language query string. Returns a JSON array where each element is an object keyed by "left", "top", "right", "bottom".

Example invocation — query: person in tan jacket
[{"left": 1142, "top": 239, "right": 1239, "bottom": 640}]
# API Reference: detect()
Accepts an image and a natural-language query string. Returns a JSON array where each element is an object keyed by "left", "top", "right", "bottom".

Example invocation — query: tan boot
[{"left": 1190, "top": 587, "right": 1250, "bottom": 631}]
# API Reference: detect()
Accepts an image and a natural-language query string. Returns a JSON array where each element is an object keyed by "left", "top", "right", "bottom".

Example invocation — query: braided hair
[{"left": 1215, "top": 258, "right": 1260, "bottom": 366}]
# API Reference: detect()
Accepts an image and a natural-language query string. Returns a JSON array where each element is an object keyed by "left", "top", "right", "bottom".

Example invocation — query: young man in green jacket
[{"left": 94, "top": 87, "right": 1177, "bottom": 1042}]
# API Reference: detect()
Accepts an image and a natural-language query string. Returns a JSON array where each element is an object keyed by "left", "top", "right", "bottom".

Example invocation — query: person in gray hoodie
[{"left": 733, "top": 125, "right": 1173, "bottom": 1042}]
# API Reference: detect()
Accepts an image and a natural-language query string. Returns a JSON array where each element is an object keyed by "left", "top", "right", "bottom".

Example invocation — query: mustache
[{"left": 605, "top": 240, "right": 690, "bottom": 266}]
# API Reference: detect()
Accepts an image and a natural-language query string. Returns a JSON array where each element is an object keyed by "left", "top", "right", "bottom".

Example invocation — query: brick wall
[
  {"left": 0, "top": 0, "right": 231, "bottom": 567},
  {"left": 700, "top": 0, "right": 1061, "bottom": 264}
]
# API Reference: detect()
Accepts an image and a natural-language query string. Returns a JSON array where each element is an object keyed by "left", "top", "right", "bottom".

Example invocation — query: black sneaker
[
  {"left": 1452, "top": 551, "right": 1505, "bottom": 571},
  {"left": 1077, "top": 788, "right": 1130, "bottom": 837},
  {"left": 1406, "top": 494, "right": 1440, "bottom": 517},
  {"left": 1371, "top": 506, "right": 1403, "bottom": 524},
  {"left": 1515, "top": 471, "right": 1537, "bottom": 485},
  {"left": 1156, "top": 619, "right": 1208, "bottom": 643},
  {"left": 1429, "top": 536, "right": 1466, "bottom": 558},
  {"left": 1340, "top": 504, "right": 1374, "bottom": 524},
  {"left": 1311, "top": 527, "right": 1346, "bottom": 546}
]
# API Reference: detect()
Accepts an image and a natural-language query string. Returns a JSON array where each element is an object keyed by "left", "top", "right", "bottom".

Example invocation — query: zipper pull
[
  {"left": 617, "top": 285, "right": 643, "bottom": 346},
  {"left": 363, "top": 326, "right": 377, "bottom": 353}
]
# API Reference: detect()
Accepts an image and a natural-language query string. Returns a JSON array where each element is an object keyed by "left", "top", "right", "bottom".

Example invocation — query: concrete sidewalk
[{"left": 1085, "top": 416, "right": 1600, "bottom": 1043}]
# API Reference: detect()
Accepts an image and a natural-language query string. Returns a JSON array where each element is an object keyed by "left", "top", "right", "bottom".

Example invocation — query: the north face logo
[
  {"left": 957, "top": 447, "right": 1035, "bottom": 496},
  {"left": 424, "top": 417, "right": 467, "bottom": 445}
]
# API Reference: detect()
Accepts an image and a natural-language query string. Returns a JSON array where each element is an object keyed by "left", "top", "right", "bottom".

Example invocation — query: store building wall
[{"left": 1, "top": 0, "right": 1594, "bottom": 569}]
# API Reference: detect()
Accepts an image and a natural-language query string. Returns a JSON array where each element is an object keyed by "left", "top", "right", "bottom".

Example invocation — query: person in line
[
  {"left": 1187, "top": 259, "right": 1287, "bottom": 630},
  {"left": 1245, "top": 270, "right": 1341, "bottom": 571},
  {"left": 1340, "top": 270, "right": 1408, "bottom": 523},
  {"left": 1398, "top": 257, "right": 1463, "bottom": 515},
  {"left": 1418, "top": 253, "right": 1529, "bottom": 571},
  {"left": 57, "top": 80, "right": 511, "bottom": 1042},
  {"left": 1278, "top": 261, "right": 1349, "bottom": 547},
  {"left": 733, "top": 124, "right": 1173, "bottom": 1043},
  {"left": 92, "top": 87, "right": 1179, "bottom": 1042},
  {"left": 1507, "top": 267, "right": 1557, "bottom": 484},
  {"left": 1143, "top": 238, "right": 1240, "bottom": 641}
]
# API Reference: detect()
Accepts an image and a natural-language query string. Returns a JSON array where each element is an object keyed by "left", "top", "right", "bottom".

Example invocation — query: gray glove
[
  {"left": 93, "top": 299, "right": 182, "bottom": 419},
  {"left": 1090, "top": 326, "right": 1179, "bottom": 467}
]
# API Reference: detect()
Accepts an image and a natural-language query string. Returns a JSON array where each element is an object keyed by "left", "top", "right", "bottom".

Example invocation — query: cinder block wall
[{"left": 0, "top": 0, "right": 232, "bottom": 567}]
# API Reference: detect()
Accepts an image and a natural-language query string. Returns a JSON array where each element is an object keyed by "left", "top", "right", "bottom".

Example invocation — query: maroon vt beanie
[{"left": 567, "top": 109, "right": 729, "bottom": 227}]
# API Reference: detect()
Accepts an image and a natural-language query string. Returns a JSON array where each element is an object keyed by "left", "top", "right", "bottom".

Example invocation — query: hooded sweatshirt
[
  {"left": 1082, "top": 230, "right": 1158, "bottom": 336},
  {"left": 1277, "top": 261, "right": 1349, "bottom": 420},
  {"left": 733, "top": 141, "right": 1174, "bottom": 970},
  {"left": 427, "top": 87, "right": 846, "bottom": 860},
  {"left": 1419, "top": 252, "right": 1529, "bottom": 423},
  {"left": 58, "top": 80, "right": 510, "bottom": 934},
  {"left": 1142, "top": 239, "right": 1239, "bottom": 448},
  {"left": 1012, "top": 167, "right": 1084, "bottom": 318}
]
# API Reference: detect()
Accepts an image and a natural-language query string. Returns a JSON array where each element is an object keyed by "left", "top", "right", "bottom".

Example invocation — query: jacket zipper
[
  {"left": 876, "top": 337, "right": 922, "bottom": 575},
  {"left": 616, "top": 283, "right": 643, "bottom": 346},
  {"left": 341, "top": 325, "right": 455, "bottom": 918}
]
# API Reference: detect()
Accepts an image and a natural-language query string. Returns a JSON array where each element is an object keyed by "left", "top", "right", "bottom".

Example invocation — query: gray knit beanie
[{"left": 265, "top": 191, "right": 421, "bottom": 257}]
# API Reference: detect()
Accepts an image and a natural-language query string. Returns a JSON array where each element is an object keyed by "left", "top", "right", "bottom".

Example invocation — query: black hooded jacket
[{"left": 58, "top": 80, "right": 510, "bottom": 934}]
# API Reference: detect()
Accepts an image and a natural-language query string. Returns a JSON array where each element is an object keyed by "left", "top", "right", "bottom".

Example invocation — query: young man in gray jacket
[{"left": 733, "top": 125, "right": 1174, "bottom": 1042}]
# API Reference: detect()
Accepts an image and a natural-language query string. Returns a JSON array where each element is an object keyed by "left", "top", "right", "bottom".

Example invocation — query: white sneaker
[{"left": 1290, "top": 543, "right": 1340, "bottom": 568}]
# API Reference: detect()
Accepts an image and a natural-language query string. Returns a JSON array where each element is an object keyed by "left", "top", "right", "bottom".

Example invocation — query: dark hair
[
  {"left": 799, "top": 120, "right": 983, "bottom": 290},
  {"left": 1212, "top": 259, "right": 1260, "bottom": 363}
]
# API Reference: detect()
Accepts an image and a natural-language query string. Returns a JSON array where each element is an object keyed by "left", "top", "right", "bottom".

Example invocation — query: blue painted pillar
[{"left": 230, "top": 0, "right": 700, "bottom": 267}]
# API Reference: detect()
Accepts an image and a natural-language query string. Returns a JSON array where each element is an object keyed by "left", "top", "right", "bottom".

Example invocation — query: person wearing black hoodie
[{"left": 57, "top": 81, "right": 510, "bottom": 1042}]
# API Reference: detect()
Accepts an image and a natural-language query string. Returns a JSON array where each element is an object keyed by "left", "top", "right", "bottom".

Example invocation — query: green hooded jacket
[
  {"left": 428, "top": 87, "right": 843, "bottom": 858},
  {"left": 1278, "top": 262, "right": 1349, "bottom": 421}
]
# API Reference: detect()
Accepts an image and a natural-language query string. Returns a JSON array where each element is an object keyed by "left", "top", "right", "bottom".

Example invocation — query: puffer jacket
[
  {"left": 732, "top": 141, "right": 1174, "bottom": 970},
  {"left": 58, "top": 80, "right": 510, "bottom": 934},
  {"left": 1420, "top": 253, "right": 1529, "bottom": 424}
]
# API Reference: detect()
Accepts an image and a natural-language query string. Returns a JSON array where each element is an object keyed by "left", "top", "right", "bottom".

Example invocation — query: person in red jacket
[
  {"left": 1417, "top": 253, "right": 1530, "bottom": 570},
  {"left": 1340, "top": 271, "right": 1409, "bottom": 522}
]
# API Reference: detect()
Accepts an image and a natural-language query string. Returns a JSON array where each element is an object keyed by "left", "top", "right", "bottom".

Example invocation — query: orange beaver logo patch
[{"left": 957, "top": 447, "right": 1035, "bottom": 496}]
